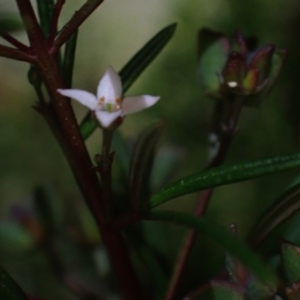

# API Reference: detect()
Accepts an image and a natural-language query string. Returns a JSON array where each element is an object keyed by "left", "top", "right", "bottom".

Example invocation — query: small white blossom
[{"left": 57, "top": 66, "right": 160, "bottom": 128}]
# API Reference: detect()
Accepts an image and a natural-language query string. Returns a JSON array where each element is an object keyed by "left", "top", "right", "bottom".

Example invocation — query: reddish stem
[
  {"left": 15, "top": 0, "right": 46, "bottom": 51},
  {"left": 0, "top": 43, "right": 35, "bottom": 62},
  {"left": 0, "top": 33, "right": 31, "bottom": 52},
  {"left": 164, "top": 189, "right": 213, "bottom": 300},
  {"left": 48, "top": 0, "right": 66, "bottom": 44},
  {"left": 165, "top": 98, "right": 244, "bottom": 300},
  {"left": 14, "top": 1, "right": 143, "bottom": 298},
  {"left": 51, "top": 0, "right": 104, "bottom": 54}
]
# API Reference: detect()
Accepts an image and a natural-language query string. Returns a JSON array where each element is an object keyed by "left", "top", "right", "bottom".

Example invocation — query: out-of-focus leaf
[
  {"left": 0, "top": 265, "right": 28, "bottom": 300},
  {"left": 187, "top": 281, "right": 243, "bottom": 300},
  {"left": 150, "top": 145, "right": 184, "bottom": 191},
  {"left": 112, "top": 130, "right": 130, "bottom": 176},
  {"left": 146, "top": 210, "right": 278, "bottom": 285},
  {"left": 130, "top": 122, "right": 164, "bottom": 211},
  {"left": 33, "top": 186, "right": 62, "bottom": 233},
  {"left": 281, "top": 241, "right": 300, "bottom": 285},
  {"left": 0, "top": 15, "right": 23, "bottom": 33},
  {"left": 0, "top": 222, "right": 34, "bottom": 254},
  {"left": 244, "top": 275, "right": 277, "bottom": 300},
  {"left": 126, "top": 226, "right": 168, "bottom": 295},
  {"left": 80, "top": 23, "right": 177, "bottom": 140},
  {"left": 146, "top": 152, "right": 300, "bottom": 209},
  {"left": 62, "top": 29, "right": 78, "bottom": 88},
  {"left": 248, "top": 181, "right": 300, "bottom": 247},
  {"left": 36, "top": 0, "right": 55, "bottom": 38}
]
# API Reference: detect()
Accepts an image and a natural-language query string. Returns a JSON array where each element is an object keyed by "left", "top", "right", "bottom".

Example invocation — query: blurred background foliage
[{"left": 1, "top": 0, "right": 300, "bottom": 299}]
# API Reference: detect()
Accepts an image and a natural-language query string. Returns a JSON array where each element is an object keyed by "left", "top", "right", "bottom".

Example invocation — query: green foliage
[{"left": 147, "top": 152, "right": 300, "bottom": 209}]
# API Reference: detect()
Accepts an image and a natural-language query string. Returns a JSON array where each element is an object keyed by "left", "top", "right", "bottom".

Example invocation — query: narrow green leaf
[
  {"left": 130, "top": 122, "right": 164, "bottom": 211},
  {"left": 0, "top": 265, "right": 28, "bottom": 300},
  {"left": 0, "top": 15, "right": 23, "bottom": 33},
  {"left": 146, "top": 152, "right": 300, "bottom": 209},
  {"left": 80, "top": 23, "right": 177, "bottom": 140},
  {"left": 62, "top": 29, "right": 78, "bottom": 88},
  {"left": 120, "top": 23, "right": 177, "bottom": 93},
  {"left": 36, "top": 0, "right": 55, "bottom": 38},
  {"left": 146, "top": 210, "right": 278, "bottom": 285},
  {"left": 248, "top": 181, "right": 300, "bottom": 246}
]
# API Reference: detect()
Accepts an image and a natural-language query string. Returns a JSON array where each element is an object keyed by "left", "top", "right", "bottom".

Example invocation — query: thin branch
[
  {"left": 0, "top": 33, "right": 30, "bottom": 53},
  {"left": 51, "top": 0, "right": 104, "bottom": 54},
  {"left": 15, "top": 0, "right": 46, "bottom": 51},
  {"left": 0, "top": 44, "right": 35, "bottom": 62},
  {"left": 164, "top": 189, "right": 213, "bottom": 300},
  {"left": 48, "top": 0, "right": 66, "bottom": 44},
  {"left": 165, "top": 97, "right": 244, "bottom": 300}
]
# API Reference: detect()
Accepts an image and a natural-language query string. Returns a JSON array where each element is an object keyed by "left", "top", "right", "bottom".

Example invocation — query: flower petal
[
  {"left": 121, "top": 95, "right": 160, "bottom": 116},
  {"left": 95, "top": 110, "right": 122, "bottom": 128},
  {"left": 57, "top": 89, "right": 97, "bottom": 110},
  {"left": 97, "top": 66, "right": 122, "bottom": 103}
]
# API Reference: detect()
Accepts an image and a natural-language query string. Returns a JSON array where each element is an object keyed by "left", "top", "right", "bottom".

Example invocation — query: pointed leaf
[
  {"left": 62, "top": 29, "right": 78, "bottom": 88},
  {"left": 36, "top": 0, "right": 55, "bottom": 38},
  {"left": 80, "top": 23, "right": 177, "bottom": 139},
  {"left": 130, "top": 122, "right": 164, "bottom": 211},
  {"left": 187, "top": 281, "right": 243, "bottom": 300},
  {"left": 281, "top": 242, "right": 300, "bottom": 285},
  {"left": 0, "top": 265, "right": 28, "bottom": 300},
  {"left": 146, "top": 210, "right": 278, "bottom": 285},
  {"left": 146, "top": 152, "right": 300, "bottom": 209}
]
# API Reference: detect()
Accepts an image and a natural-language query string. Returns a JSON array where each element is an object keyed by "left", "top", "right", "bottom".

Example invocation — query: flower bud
[{"left": 198, "top": 29, "right": 287, "bottom": 106}]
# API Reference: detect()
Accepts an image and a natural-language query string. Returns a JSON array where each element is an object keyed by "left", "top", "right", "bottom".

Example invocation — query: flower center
[{"left": 98, "top": 97, "right": 122, "bottom": 113}]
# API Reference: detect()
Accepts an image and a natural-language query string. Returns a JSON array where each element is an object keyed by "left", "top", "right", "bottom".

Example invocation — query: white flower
[{"left": 57, "top": 66, "right": 160, "bottom": 128}]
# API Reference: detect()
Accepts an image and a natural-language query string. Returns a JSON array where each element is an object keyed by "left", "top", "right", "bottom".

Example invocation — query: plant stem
[
  {"left": 0, "top": 33, "right": 30, "bottom": 52},
  {"left": 13, "top": 1, "right": 143, "bottom": 298},
  {"left": 97, "top": 129, "right": 114, "bottom": 221},
  {"left": 48, "top": 0, "right": 66, "bottom": 44},
  {"left": 51, "top": 0, "right": 104, "bottom": 54},
  {"left": 165, "top": 97, "right": 244, "bottom": 300},
  {"left": 0, "top": 44, "right": 34, "bottom": 62}
]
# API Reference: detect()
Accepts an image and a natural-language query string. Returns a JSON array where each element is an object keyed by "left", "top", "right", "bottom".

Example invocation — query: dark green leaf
[
  {"left": 0, "top": 15, "right": 23, "bottom": 33},
  {"left": 248, "top": 181, "right": 300, "bottom": 247},
  {"left": 120, "top": 23, "right": 177, "bottom": 93},
  {"left": 187, "top": 281, "right": 243, "bottom": 300},
  {"left": 33, "top": 186, "right": 61, "bottom": 233},
  {"left": 80, "top": 23, "right": 177, "bottom": 140},
  {"left": 112, "top": 130, "right": 130, "bottom": 176},
  {"left": 36, "top": 0, "right": 55, "bottom": 38},
  {"left": 244, "top": 275, "right": 277, "bottom": 300},
  {"left": 146, "top": 210, "right": 278, "bottom": 285},
  {"left": 62, "top": 29, "right": 78, "bottom": 88},
  {"left": 130, "top": 122, "right": 164, "bottom": 211},
  {"left": 146, "top": 152, "right": 300, "bottom": 209},
  {"left": 281, "top": 242, "right": 300, "bottom": 285},
  {"left": 0, "top": 265, "right": 28, "bottom": 300}
]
